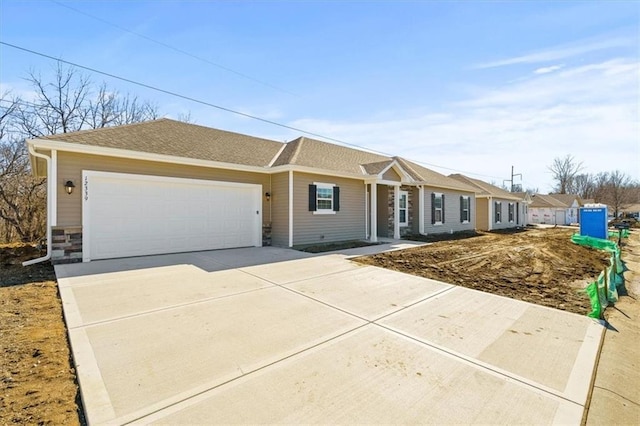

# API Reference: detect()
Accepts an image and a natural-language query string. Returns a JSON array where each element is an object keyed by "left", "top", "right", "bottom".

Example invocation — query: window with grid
[{"left": 399, "top": 190, "right": 408, "bottom": 226}]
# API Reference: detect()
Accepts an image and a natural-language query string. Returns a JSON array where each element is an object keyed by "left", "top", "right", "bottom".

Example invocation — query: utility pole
[{"left": 502, "top": 166, "right": 522, "bottom": 192}]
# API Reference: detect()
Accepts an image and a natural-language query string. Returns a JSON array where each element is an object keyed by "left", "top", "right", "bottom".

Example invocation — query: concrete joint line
[
  {"left": 120, "top": 324, "right": 371, "bottom": 425},
  {"left": 375, "top": 323, "right": 585, "bottom": 407},
  {"left": 69, "top": 284, "right": 276, "bottom": 330}
]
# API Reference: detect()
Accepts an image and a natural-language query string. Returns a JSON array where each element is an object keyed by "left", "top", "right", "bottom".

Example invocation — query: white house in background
[
  {"left": 547, "top": 193, "right": 583, "bottom": 225},
  {"left": 528, "top": 194, "right": 567, "bottom": 225}
]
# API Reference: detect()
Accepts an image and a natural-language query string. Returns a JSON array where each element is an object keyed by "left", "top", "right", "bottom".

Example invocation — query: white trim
[
  {"left": 488, "top": 196, "right": 493, "bottom": 231},
  {"left": 376, "top": 180, "right": 404, "bottom": 186},
  {"left": 22, "top": 147, "right": 52, "bottom": 266},
  {"left": 81, "top": 171, "right": 262, "bottom": 262},
  {"left": 419, "top": 186, "right": 425, "bottom": 234},
  {"left": 377, "top": 160, "right": 414, "bottom": 183},
  {"left": 50, "top": 149, "right": 58, "bottom": 226},
  {"left": 398, "top": 190, "right": 408, "bottom": 227},
  {"left": 393, "top": 186, "right": 400, "bottom": 238},
  {"left": 288, "top": 170, "right": 293, "bottom": 247},
  {"left": 461, "top": 195, "right": 470, "bottom": 224},
  {"left": 370, "top": 182, "right": 377, "bottom": 242},
  {"left": 29, "top": 139, "right": 272, "bottom": 174},
  {"left": 314, "top": 182, "right": 336, "bottom": 214},
  {"left": 433, "top": 192, "right": 443, "bottom": 225},
  {"left": 267, "top": 143, "right": 287, "bottom": 167},
  {"left": 365, "top": 184, "right": 369, "bottom": 239}
]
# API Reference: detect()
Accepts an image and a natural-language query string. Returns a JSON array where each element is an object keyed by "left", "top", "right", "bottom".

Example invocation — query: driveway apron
[{"left": 55, "top": 246, "right": 604, "bottom": 425}]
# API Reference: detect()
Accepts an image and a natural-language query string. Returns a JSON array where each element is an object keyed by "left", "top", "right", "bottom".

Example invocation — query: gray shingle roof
[
  {"left": 547, "top": 193, "right": 582, "bottom": 207},
  {"left": 33, "top": 119, "right": 477, "bottom": 193},
  {"left": 530, "top": 194, "right": 567, "bottom": 208},
  {"left": 41, "top": 118, "right": 285, "bottom": 167},
  {"left": 448, "top": 174, "right": 522, "bottom": 200},
  {"left": 271, "top": 136, "right": 390, "bottom": 175},
  {"left": 397, "top": 159, "right": 477, "bottom": 192}
]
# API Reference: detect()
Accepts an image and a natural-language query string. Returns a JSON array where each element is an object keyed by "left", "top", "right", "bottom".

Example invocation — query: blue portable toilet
[{"left": 580, "top": 204, "right": 608, "bottom": 239}]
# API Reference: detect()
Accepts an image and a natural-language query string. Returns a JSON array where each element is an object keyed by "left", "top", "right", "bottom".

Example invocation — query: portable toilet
[{"left": 580, "top": 204, "right": 608, "bottom": 239}]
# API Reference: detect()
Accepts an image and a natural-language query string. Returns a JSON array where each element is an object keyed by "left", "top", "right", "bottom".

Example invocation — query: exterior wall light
[
  {"left": 64, "top": 180, "right": 75, "bottom": 195},
  {"left": 265, "top": 192, "right": 271, "bottom": 201}
]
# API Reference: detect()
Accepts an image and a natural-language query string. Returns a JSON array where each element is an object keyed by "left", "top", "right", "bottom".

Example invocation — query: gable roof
[
  {"left": 530, "top": 194, "right": 567, "bottom": 208},
  {"left": 271, "top": 136, "right": 389, "bottom": 175},
  {"left": 31, "top": 118, "right": 476, "bottom": 192},
  {"left": 39, "top": 118, "right": 285, "bottom": 167},
  {"left": 448, "top": 174, "right": 521, "bottom": 200},
  {"left": 547, "top": 193, "right": 582, "bottom": 207},
  {"left": 396, "top": 159, "right": 477, "bottom": 192}
]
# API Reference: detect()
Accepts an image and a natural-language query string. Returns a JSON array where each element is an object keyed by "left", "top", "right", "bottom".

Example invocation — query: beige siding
[
  {"left": 292, "top": 172, "right": 366, "bottom": 245},
  {"left": 270, "top": 172, "right": 289, "bottom": 247},
  {"left": 376, "top": 185, "right": 389, "bottom": 237},
  {"left": 382, "top": 168, "right": 401, "bottom": 182},
  {"left": 409, "top": 186, "right": 420, "bottom": 234},
  {"left": 476, "top": 198, "right": 489, "bottom": 231},
  {"left": 422, "top": 187, "right": 476, "bottom": 234},
  {"left": 56, "top": 151, "right": 271, "bottom": 227}
]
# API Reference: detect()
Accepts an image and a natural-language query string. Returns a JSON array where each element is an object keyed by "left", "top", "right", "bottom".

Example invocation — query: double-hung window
[
  {"left": 494, "top": 201, "right": 502, "bottom": 223},
  {"left": 432, "top": 193, "right": 444, "bottom": 224},
  {"left": 309, "top": 183, "right": 340, "bottom": 214},
  {"left": 508, "top": 203, "right": 515, "bottom": 222},
  {"left": 399, "top": 190, "right": 408, "bottom": 226},
  {"left": 460, "top": 196, "right": 470, "bottom": 223}
]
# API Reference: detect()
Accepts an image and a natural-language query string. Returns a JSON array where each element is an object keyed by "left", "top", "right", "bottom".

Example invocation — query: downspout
[{"left": 23, "top": 145, "right": 52, "bottom": 266}]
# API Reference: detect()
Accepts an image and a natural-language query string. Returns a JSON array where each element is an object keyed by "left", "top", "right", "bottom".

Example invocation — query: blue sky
[{"left": 1, "top": 1, "right": 638, "bottom": 191}]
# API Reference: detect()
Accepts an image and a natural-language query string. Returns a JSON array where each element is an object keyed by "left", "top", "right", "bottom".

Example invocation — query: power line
[
  {"left": 0, "top": 41, "right": 504, "bottom": 180},
  {"left": 49, "top": 0, "right": 298, "bottom": 97}
]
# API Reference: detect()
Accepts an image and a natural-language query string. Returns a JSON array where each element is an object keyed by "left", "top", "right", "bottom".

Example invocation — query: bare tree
[
  {"left": 573, "top": 173, "right": 596, "bottom": 199},
  {"left": 599, "top": 171, "right": 635, "bottom": 217},
  {"left": 525, "top": 187, "right": 539, "bottom": 195},
  {"left": 0, "top": 66, "right": 161, "bottom": 243},
  {"left": 548, "top": 155, "right": 583, "bottom": 194},
  {"left": 16, "top": 64, "right": 92, "bottom": 137}
]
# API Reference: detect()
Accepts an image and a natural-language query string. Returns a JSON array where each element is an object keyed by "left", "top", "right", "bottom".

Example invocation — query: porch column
[
  {"left": 370, "top": 182, "right": 377, "bottom": 242},
  {"left": 393, "top": 185, "right": 400, "bottom": 239},
  {"left": 488, "top": 197, "right": 493, "bottom": 231},
  {"left": 419, "top": 185, "right": 425, "bottom": 234}
]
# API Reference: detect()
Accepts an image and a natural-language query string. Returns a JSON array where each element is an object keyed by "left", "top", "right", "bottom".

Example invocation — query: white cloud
[
  {"left": 534, "top": 64, "right": 564, "bottom": 74},
  {"left": 475, "top": 36, "right": 634, "bottom": 69},
  {"left": 284, "top": 57, "right": 639, "bottom": 191}
]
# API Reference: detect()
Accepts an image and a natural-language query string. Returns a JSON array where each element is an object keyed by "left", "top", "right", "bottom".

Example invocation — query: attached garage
[{"left": 82, "top": 171, "right": 262, "bottom": 261}]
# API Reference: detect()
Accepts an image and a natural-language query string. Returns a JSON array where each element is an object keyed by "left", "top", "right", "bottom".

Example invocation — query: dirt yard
[
  {"left": 356, "top": 227, "right": 611, "bottom": 314},
  {"left": 0, "top": 228, "right": 629, "bottom": 423},
  {"left": 0, "top": 244, "right": 81, "bottom": 426}
]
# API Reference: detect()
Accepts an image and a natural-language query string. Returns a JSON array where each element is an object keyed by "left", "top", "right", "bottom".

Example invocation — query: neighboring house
[
  {"left": 26, "top": 119, "right": 478, "bottom": 263},
  {"left": 528, "top": 194, "right": 567, "bottom": 225},
  {"left": 547, "top": 193, "right": 583, "bottom": 225},
  {"left": 448, "top": 174, "right": 526, "bottom": 231}
]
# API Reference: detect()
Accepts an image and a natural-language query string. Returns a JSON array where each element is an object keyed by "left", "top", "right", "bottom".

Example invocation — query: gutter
[{"left": 23, "top": 144, "right": 52, "bottom": 266}]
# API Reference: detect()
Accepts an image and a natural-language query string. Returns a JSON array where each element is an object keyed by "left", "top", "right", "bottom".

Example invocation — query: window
[
  {"left": 431, "top": 192, "right": 444, "bottom": 224},
  {"left": 399, "top": 190, "right": 408, "bottom": 226},
  {"left": 508, "top": 203, "right": 515, "bottom": 222},
  {"left": 494, "top": 201, "right": 502, "bottom": 223},
  {"left": 460, "top": 196, "right": 470, "bottom": 223},
  {"left": 308, "top": 183, "right": 340, "bottom": 214}
]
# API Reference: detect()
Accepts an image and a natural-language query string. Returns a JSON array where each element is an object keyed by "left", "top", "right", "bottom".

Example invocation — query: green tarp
[{"left": 572, "top": 233, "right": 627, "bottom": 318}]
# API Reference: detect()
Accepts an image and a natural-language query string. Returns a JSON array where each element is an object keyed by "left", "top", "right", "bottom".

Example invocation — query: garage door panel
[{"left": 84, "top": 172, "right": 261, "bottom": 261}]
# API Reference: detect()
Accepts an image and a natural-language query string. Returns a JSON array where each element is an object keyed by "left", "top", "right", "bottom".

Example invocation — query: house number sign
[{"left": 84, "top": 176, "right": 89, "bottom": 201}]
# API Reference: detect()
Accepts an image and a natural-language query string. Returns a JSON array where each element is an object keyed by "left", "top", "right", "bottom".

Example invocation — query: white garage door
[{"left": 82, "top": 171, "right": 262, "bottom": 261}]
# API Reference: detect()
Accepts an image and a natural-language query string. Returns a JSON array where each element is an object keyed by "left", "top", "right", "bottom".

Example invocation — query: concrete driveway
[{"left": 55, "top": 244, "right": 604, "bottom": 425}]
